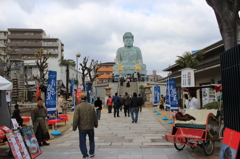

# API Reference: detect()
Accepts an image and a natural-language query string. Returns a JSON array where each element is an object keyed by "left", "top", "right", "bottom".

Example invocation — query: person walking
[
  {"left": 123, "top": 92, "right": 130, "bottom": 117},
  {"left": 12, "top": 104, "right": 23, "bottom": 127},
  {"left": 31, "top": 97, "right": 50, "bottom": 146},
  {"left": 138, "top": 94, "right": 144, "bottom": 112},
  {"left": 73, "top": 93, "right": 98, "bottom": 159},
  {"left": 106, "top": 96, "right": 113, "bottom": 113},
  {"left": 130, "top": 92, "right": 141, "bottom": 123},
  {"left": 126, "top": 78, "right": 130, "bottom": 87},
  {"left": 94, "top": 97, "right": 102, "bottom": 120},
  {"left": 57, "top": 95, "right": 63, "bottom": 115},
  {"left": 112, "top": 93, "right": 121, "bottom": 117},
  {"left": 119, "top": 95, "right": 123, "bottom": 112}
]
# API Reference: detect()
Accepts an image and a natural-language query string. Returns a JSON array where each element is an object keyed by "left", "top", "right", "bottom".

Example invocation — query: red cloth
[
  {"left": 35, "top": 85, "right": 41, "bottom": 102},
  {"left": 46, "top": 115, "right": 68, "bottom": 125},
  {"left": 22, "top": 116, "right": 31, "bottom": 122},
  {"left": 58, "top": 114, "right": 68, "bottom": 121},
  {"left": 46, "top": 119, "right": 62, "bottom": 125}
]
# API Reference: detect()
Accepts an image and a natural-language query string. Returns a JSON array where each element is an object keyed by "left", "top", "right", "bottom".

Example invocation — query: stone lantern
[
  {"left": 104, "top": 85, "right": 112, "bottom": 96},
  {"left": 144, "top": 83, "right": 152, "bottom": 107}
]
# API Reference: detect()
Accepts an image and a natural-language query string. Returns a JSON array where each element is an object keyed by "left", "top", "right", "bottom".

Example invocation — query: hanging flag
[
  {"left": 165, "top": 78, "right": 171, "bottom": 110},
  {"left": 154, "top": 85, "right": 160, "bottom": 107},
  {"left": 76, "top": 88, "right": 82, "bottom": 104},
  {"left": 70, "top": 79, "right": 75, "bottom": 111},
  {"left": 85, "top": 83, "right": 88, "bottom": 95},
  {"left": 46, "top": 71, "right": 57, "bottom": 114},
  {"left": 169, "top": 78, "right": 179, "bottom": 112},
  {"left": 35, "top": 85, "right": 40, "bottom": 102},
  {"left": 90, "top": 88, "right": 93, "bottom": 104}
]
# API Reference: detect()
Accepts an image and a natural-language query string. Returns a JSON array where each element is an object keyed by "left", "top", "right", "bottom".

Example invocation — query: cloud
[{"left": 0, "top": 0, "right": 221, "bottom": 77}]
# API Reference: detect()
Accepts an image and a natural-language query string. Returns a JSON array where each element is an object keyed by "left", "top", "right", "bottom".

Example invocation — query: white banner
[{"left": 181, "top": 68, "right": 195, "bottom": 87}]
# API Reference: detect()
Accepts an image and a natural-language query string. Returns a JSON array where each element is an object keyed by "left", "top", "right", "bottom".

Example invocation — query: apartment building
[
  {"left": 96, "top": 62, "right": 115, "bottom": 84},
  {"left": 6, "top": 28, "right": 67, "bottom": 82},
  {"left": 0, "top": 30, "right": 8, "bottom": 56},
  {"left": 0, "top": 28, "right": 81, "bottom": 101}
]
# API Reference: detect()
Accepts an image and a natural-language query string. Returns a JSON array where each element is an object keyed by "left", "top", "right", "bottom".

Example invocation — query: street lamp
[{"left": 76, "top": 52, "right": 81, "bottom": 88}]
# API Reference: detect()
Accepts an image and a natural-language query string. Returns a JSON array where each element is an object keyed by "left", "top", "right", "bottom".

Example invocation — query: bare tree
[
  {"left": 0, "top": 45, "right": 18, "bottom": 79},
  {"left": 34, "top": 48, "right": 52, "bottom": 80},
  {"left": 206, "top": 0, "right": 240, "bottom": 50},
  {"left": 79, "top": 57, "right": 100, "bottom": 91},
  {"left": 87, "top": 59, "right": 100, "bottom": 83},
  {"left": 79, "top": 57, "right": 90, "bottom": 91}
]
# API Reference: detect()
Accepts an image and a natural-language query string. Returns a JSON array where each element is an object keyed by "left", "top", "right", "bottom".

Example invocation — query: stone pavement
[{"left": 36, "top": 107, "right": 220, "bottom": 159}]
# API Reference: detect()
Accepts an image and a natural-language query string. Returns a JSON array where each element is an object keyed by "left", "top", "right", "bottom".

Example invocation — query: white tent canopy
[
  {"left": 0, "top": 75, "right": 12, "bottom": 128},
  {"left": 0, "top": 76, "right": 12, "bottom": 90}
]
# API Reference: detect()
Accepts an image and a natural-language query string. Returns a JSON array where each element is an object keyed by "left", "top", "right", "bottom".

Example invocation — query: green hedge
[{"left": 203, "top": 101, "right": 223, "bottom": 114}]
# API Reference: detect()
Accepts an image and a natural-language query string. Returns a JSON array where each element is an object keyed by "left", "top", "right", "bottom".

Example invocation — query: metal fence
[{"left": 220, "top": 44, "right": 240, "bottom": 132}]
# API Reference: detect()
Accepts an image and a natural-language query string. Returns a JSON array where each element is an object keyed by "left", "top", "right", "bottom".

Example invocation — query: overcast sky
[{"left": 0, "top": 0, "right": 221, "bottom": 77}]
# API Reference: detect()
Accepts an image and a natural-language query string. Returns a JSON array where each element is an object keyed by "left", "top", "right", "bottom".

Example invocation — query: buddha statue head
[{"left": 123, "top": 32, "right": 134, "bottom": 47}]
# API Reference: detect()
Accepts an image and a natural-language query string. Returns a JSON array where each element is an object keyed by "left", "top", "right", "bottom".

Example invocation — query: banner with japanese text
[
  {"left": 154, "top": 85, "right": 160, "bottom": 107},
  {"left": 70, "top": 79, "right": 75, "bottom": 111},
  {"left": 46, "top": 70, "right": 57, "bottom": 114},
  {"left": 166, "top": 78, "right": 179, "bottom": 111}
]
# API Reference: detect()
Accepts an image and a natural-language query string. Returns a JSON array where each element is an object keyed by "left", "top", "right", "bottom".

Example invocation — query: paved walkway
[{"left": 37, "top": 107, "right": 215, "bottom": 159}]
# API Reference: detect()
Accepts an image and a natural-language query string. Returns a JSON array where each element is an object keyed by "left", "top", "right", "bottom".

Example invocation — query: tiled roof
[
  {"left": 97, "top": 75, "right": 112, "bottom": 79},
  {"left": 98, "top": 68, "right": 113, "bottom": 71}
]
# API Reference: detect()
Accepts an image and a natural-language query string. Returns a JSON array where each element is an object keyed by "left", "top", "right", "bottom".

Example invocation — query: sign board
[{"left": 180, "top": 68, "right": 195, "bottom": 87}]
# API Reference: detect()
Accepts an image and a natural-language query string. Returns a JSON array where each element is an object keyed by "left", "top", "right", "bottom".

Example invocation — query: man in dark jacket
[
  {"left": 112, "top": 93, "right": 121, "bottom": 117},
  {"left": 73, "top": 93, "right": 98, "bottom": 158},
  {"left": 94, "top": 97, "right": 102, "bottom": 120},
  {"left": 123, "top": 92, "right": 130, "bottom": 117},
  {"left": 138, "top": 94, "right": 144, "bottom": 112},
  {"left": 130, "top": 92, "right": 141, "bottom": 123}
]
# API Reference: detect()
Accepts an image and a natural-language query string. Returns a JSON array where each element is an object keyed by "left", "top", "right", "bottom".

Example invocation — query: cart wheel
[
  {"left": 202, "top": 140, "right": 215, "bottom": 156},
  {"left": 174, "top": 143, "right": 185, "bottom": 151}
]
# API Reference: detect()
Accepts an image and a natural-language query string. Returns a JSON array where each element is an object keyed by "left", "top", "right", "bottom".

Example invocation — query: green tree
[
  {"left": 59, "top": 57, "right": 76, "bottom": 99},
  {"left": 206, "top": 0, "right": 240, "bottom": 51},
  {"left": 175, "top": 50, "right": 204, "bottom": 68}
]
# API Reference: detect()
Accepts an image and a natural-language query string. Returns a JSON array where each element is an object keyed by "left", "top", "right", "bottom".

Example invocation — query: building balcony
[
  {"left": 42, "top": 42, "right": 58, "bottom": 47},
  {"left": 0, "top": 36, "right": 7, "bottom": 39},
  {"left": 0, "top": 43, "right": 7, "bottom": 47},
  {"left": 43, "top": 50, "right": 58, "bottom": 54},
  {"left": 8, "top": 34, "right": 42, "bottom": 39},
  {"left": 7, "top": 42, "right": 42, "bottom": 47},
  {"left": 14, "top": 50, "right": 38, "bottom": 55}
]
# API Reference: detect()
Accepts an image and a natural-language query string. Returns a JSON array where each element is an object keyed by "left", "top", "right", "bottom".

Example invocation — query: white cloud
[{"left": 0, "top": 0, "right": 221, "bottom": 77}]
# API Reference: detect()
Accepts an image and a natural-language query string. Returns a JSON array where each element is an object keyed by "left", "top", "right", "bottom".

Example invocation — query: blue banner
[
  {"left": 165, "top": 78, "right": 170, "bottom": 109},
  {"left": 70, "top": 79, "right": 75, "bottom": 111},
  {"left": 166, "top": 78, "right": 179, "bottom": 112},
  {"left": 90, "top": 88, "right": 92, "bottom": 104},
  {"left": 154, "top": 85, "right": 160, "bottom": 107},
  {"left": 85, "top": 83, "right": 88, "bottom": 94},
  {"left": 46, "top": 71, "right": 57, "bottom": 114}
]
